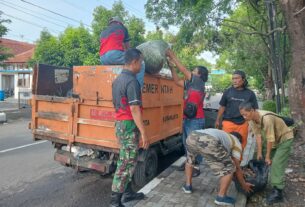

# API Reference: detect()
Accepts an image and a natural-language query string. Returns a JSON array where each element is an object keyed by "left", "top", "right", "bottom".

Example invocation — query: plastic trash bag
[
  {"left": 136, "top": 40, "right": 169, "bottom": 74},
  {"left": 234, "top": 159, "right": 269, "bottom": 197}
]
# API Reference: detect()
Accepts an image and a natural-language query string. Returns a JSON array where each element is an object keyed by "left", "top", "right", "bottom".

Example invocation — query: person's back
[
  {"left": 100, "top": 17, "right": 130, "bottom": 65},
  {"left": 195, "top": 128, "right": 242, "bottom": 159},
  {"left": 183, "top": 128, "right": 252, "bottom": 206},
  {"left": 249, "top": 110, "right": 293, "bottom": 146},
  {"left": 184, "top": 74, "right": 205, "bottom": 119}
]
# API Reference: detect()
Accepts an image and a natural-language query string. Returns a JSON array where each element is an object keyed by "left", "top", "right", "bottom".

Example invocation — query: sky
[{"left": 1, "top": 0, "right": 217, "bottom": 64}]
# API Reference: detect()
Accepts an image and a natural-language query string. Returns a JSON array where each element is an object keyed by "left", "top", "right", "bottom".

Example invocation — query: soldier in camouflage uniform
[
  {"left": 182, "top": 128, "right": 253, "bottom": 206},
  {"left": 112, "top": 121, "right": 140, "bottom": 193},
  {"left": 110, "top": 48, "right": 149, "bottom": 207}
]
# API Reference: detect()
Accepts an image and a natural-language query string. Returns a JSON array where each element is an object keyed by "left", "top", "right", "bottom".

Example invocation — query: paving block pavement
[{"left": 127, "top": 157, "right": 247, "bottom": 207}]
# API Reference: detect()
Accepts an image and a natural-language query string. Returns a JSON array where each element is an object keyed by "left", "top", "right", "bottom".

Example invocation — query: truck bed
[{"left": 31, "top": 65, "right": 184, "bottom": 151}]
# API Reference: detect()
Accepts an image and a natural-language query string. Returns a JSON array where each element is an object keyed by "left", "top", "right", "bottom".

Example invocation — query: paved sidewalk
[{"left": 131, "top": 157, "right": 247, "bottom": 207}]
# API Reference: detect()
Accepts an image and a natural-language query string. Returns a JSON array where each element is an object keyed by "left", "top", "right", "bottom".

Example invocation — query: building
[{"left": 0, "top": 38, "right": 35, "bottom": 99}]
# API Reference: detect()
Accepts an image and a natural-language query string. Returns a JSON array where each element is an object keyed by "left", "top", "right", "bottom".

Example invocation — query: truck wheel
[{"left": 133, "top": 148, "right": 158, "bottom": 188}]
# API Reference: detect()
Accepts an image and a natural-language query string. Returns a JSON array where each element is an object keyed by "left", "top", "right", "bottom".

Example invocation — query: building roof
[{"left": 0, "top": 38, "right": 35, "bottom": 63}]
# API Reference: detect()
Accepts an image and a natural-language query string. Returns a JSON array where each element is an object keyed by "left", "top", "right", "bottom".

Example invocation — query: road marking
[{"left": 0, "top": 140, "right": 48, "bottom": 154}]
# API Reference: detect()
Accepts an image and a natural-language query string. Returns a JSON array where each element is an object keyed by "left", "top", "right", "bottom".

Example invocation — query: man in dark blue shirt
[{"left": 215, "top": 70, "right": 258, "bottom": 150}]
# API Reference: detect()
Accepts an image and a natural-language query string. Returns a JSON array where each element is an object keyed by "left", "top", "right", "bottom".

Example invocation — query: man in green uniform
[
  {"left": 239, "top": 101, "right": 294, "bottom": 205},
  {"left": 110, "top": 48, "right": 149, "bottom": 207}
]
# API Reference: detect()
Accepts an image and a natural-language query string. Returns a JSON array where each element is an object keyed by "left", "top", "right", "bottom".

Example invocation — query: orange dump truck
[{"left": 31, "top": 64, "right": 183, "bottom": 187}]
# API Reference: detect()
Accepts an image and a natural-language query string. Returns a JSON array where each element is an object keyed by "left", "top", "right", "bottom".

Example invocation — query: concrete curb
[{"left": 138, "top": 157, "right": 186, "bottom": 195}]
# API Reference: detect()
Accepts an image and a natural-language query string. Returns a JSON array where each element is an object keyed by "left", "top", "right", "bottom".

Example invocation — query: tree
[
  {"left": 145, "top": 0, "right": 305, "bottom": 141},
  {"left": 32, "top": 27, "right": 98, "bottom": 67},
  {"left": 214, "top": 3, "right": 275, "bottom": 99},
  {"left": 145, "top": 28, "right": 163, "bottom": 41},
  {"left": 0, "top": 13, "right": 12, "bottom": 63},
  {"left": 59, "top": 26, "right": 98, "bottom": 67},
  {"left": 126, "top": 16, "right": 145, "bottom": 47},
  {"left": 145, "top": 0, "right": 237, "bottom": 49},
  {"left": 210, "top": 74, "right": 232, "bottom": 93},
  {"left": 279, "top": 0, "right": 305, "bottom": 141},
  {"left": 31, "top": 30, "right": 64, "bottom": 66}
]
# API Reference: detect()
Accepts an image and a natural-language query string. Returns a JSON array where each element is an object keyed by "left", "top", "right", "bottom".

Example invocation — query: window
[{"left": 18, "top": 73, "right": 31, "bottom": 88}]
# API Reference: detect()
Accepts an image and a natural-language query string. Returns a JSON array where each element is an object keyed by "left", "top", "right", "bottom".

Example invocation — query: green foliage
[
  {"left": 145, "top": 0, "right": 289, "bottom": 95},
  {"left": 59, "top": 26, "right": 98, "bottom": 67},
  {"left": 145, "top": 29, "right": 163, "bottom": 41},
  {"left": 126, "top": 16, "right": 145, "bottom": 47},
  {"left": 214, "top": 3, "right": 270, "bottom": 92},
  {"left": 32, "top": 27, "right": 99, "bottom": 68},
  {"left": 262, "top": 101, "right": 292, "bottom": 117},
  {"left": 145, "top": 0, "right": 237, "bottom": 52},
  {"left": 279, "top": 106, "right": 291, "bottom": 117},
  {"left": 262, "top": 100, "right": 276, "bottom": 113},
  {"left": 0, "top": 13, "right": 13, "bottom": 62},
  {"left": 209, "top": 74, "right": 232, "bottom": 93},
  {"left": 32, "top": 30, "right": 64, "bottom": 66}
]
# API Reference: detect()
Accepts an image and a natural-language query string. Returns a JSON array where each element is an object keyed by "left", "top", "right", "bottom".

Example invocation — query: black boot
[
  {"left": 266, "top": 187, "right": 283, "bottom": 205},
  {"left": 109, "top": 191, "right": 125, "bottom": 207},
  {"left": 122, "top": 183, "right": 145, "bottom": 203}
]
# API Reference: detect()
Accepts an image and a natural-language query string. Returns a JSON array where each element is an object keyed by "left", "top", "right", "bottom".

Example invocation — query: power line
[
  {"left": 0, "top": 1, "right": 67, "bottom": 29},
  {"left": 20, "top": 0, "right": 91, "bottom": 28},
  {"left": 2, "top": 12, "right": 60, "bottom": 34},
  {"left": 1, "top": 0, "right": 76, "bottom": 26},
  {"left": 121, "top": 1, "right": 156, "bottom": 28},
  {"left": 99, "top": 0, "right": 155, "bottom": 29},
  {"left": 124, "top": 1, "right": 146, "bottom": 18},
  {"left": 62, "top": 0, "right": 92, "bottom": 14}
]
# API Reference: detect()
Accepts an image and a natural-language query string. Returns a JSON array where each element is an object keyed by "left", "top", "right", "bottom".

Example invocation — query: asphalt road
[
  {"left": 0, "top": 119, "right": 116, "bottom": 207},
  {"left": 0, "top": 115, "right": 181, "bottom": 207}
]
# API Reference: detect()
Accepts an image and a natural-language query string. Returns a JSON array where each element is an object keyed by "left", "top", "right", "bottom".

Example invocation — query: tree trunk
[
  {"left": 265, "top": 62, "right": 275, "bottom": 100},
  {"left": 265, "top": 76, "right": 275, "bottom": 100},
  {"left": 280, "top": 0, "right": 305, "bottom": 141}
]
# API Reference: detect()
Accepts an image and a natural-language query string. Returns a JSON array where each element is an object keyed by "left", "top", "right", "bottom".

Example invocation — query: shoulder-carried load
[{"left": 136, "top": 40, "right": 169, "bottom": 74}]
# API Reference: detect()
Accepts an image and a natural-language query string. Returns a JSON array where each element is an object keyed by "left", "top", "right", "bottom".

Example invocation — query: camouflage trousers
[
  {"left": 112, "top": 120, "right": 140, "bottom": 193},
  {"left": 186, "top": 131, "right": 235, "bottom": 177}
]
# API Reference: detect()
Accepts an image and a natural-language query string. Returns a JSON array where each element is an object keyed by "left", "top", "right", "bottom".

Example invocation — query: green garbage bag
[{"left": 136, "top": 40, "right": 169, "bottom": 74}]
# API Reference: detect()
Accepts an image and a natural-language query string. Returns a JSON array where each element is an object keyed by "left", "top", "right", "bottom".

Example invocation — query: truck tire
[{"left": 133, "top": 148, "right": 158, "bottom": 188}]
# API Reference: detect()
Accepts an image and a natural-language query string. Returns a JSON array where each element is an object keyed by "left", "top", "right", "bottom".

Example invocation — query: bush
[
  {"left": 279, "top": 106, "right": 292, "bottom": 117},
  {"left": 262, "top": 100, "right": 276, "bottom": 113}
]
